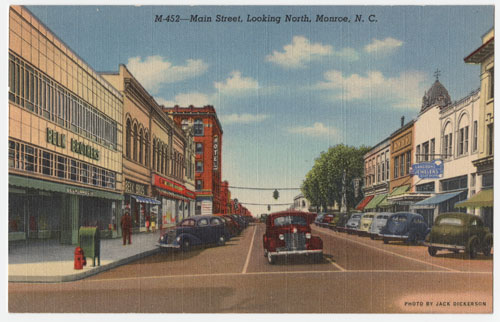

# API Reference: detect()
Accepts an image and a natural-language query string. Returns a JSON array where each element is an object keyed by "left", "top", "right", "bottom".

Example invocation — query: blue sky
[{"left": 26, "top": 5, "right": 493, "bottom": 215}]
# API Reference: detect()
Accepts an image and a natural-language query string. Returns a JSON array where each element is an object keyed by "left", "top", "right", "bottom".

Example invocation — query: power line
[
  {"left": 228, "top": 186, "right": 301, "bottom": 191},
  {"left": 239, "top": 202, "right": 294, "bottom": 206}
]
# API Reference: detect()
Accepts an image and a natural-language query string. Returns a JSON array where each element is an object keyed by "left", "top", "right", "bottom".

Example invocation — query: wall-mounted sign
[
  {"left": 213, "top": 136, "right": 219, "bottom": 170},
  {"left": 411, "top": 160, "right": 444, "bottom": 179},
  {"left": 66, "top": 187, "right": 94, "bottom": 196},
  {"left": 71, "top": 138, "right": 100, "bottom": 161},
  {"left": 46, "top": 128, "right": 66, "bottom": 148},
  {"left": 153, "top": 174, "right": 196, "bottom": 199},
  {"left": 125, "top": 179, "right": 148, "bottom": 196}
]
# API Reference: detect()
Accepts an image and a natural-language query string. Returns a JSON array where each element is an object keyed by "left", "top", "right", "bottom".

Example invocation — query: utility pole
[{"left": 341, "top": 168, "right": 347, "bottom": 213}]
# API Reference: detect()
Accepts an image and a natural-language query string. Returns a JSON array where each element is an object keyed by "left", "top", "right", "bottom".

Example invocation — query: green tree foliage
[{"left": 301, "top": 144, "right": 371, "bottom": 211}]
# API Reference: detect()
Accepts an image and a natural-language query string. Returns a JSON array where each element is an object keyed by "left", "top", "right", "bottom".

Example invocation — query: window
[
  {"left": 473, "top": 121, "right": 478, "bottom": 152},
  {"left": 422, "top": 141, "right": 429, "bottom": 161},
  {"left": 416, "top": 182, "right": 435, "bottom": 192},
  {"left": 181, "top": 119, "right": 189, "bottom": 130},
  {"left": 138, "top": 128, "right": 143, "bottom": 164},
  {"left": 195, "top": 142, "right": 203, "bottom": 154},
  {"left": 133, "top": 124, "right": 138, "bottom": 161},
  {"left": 210, "top": 218, "right": 222, "bottom": 225},
  {"left": 458, "top": 126, "right": 469, "bottom": 156},
  {"left": 385, "top": 154, "right": 390, "bottom": 181},
  {"left": 440, "top": 175, "right": 467, "bottom": 192},
  {"left": 194, "top": 119, "right": 204, "bottom": 136},
  {"left": 430, "top": 139, "right": 435, "bottom": 160},
  {"left": 394, "top": 157, "right": 399, "bottom": 179},
  {"left": 196, "top": 161, "right": 203, "bottom": 173},
  {"left": 145, "top": 133, "right": 150, "bottom": 167},
  {"left": 181, "top": 219, "right": 195, "bottom": 227},
  {"left": 126, "top": 119, "right": 131, "bottom": 158},
  {"left": 377, "top": 156, "right": 381, "bottom": 182},
  {"left": 381, "top": 157, "right": 385, "bottom": 181},
  {"left": 198, "top": 218, "right": 209, "bottom": 226},
  {"left": 399, "top": 154, "right": 405, "bottom": 176},
  {"left": 152, "top": 140, "right": 157, "bottom": 170},
  {"left": 405, "top": 151, "right": 411, "bottom": 175},
  {"left": 416, "top": 145, "right": 420, "bottom": 163},
  {"left": 196, "top": 179, "right": 203, "bottom": 190},
  {"left": 489, "top": 67, "right": 494, "bottom": 99},
  {"left": 57, "top": 156, "right": 66, "bottom": 179},
  {"left": 487, "top": 123, "right": 494, "bottom": 156}
]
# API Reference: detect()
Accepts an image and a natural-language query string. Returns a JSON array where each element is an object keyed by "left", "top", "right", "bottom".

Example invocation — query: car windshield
[
  {"left": 438, "top": 217, "right": 463, "bottom": 226},
  {"left": 364, "top": 215, "right": 374, "bottom": 219},
  {"left": 352, "top": 214, "right": 361, "bottom": 219},
  {"left": 274, "top": 216, "right": 307, "bottom": 227},
  {"left": 392, "top": 216, "right": 407, "bottom": 222}
]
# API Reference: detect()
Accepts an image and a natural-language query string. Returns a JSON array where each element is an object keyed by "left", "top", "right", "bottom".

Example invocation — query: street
[{"left": 9, "top": 223, "right": 492, "bottom": 313}]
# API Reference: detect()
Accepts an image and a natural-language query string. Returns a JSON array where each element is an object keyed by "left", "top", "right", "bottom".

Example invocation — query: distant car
[
  {"left": 334, "top": 213, "right": 353, "bottom": 232},
  {"left": 314, "top": 214, "right": 326, "bottom": 226},
  {"left": 263, "top": 211, "right": 323, "bottom": 264},
  {"left": 216, "top": 215, "right": 239, "bottom": 237},
  {"left": 327, "top": 212, "right": 348, "bottom": 231},
  {"left": 345, "top": 213, "right": 362, "bottom": 234},
  {"left": 158, "top": 215, "right": 228, "bottom": 251},
  {"left": 319, "top": 214, "right": 335, "bottom": 227},
  {"left": 357, "top": 213, "right": 376, "bottom": 236},
  {"left": 368, "top": 213, "right": 393, "bottom": 239},
  {"left": 379, "top": 212, "right": 429, "bottom": 244},
  {"left": 424, "top": 212, "right": 493, "bottom": 259}
]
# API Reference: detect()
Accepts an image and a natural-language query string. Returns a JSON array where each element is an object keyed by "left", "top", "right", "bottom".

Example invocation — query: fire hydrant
[{"left": 74, "top": 247, "right": 87, "bottom": 270}]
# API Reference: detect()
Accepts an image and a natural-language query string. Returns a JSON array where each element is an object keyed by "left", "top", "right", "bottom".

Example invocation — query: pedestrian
[
  {"left": 121, "top": 210, "right": 132, "bottom": 245},
  {"left": 145, "top": 214, "right": 150, "bottom": 232},
  {"left": 151, "top": 217, "right": 156, "bottom": 233}
]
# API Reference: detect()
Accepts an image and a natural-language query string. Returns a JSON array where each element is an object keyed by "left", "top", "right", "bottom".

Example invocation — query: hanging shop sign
[
  {"left": 213, "top": 136, "right": 219, "bottom": 171},
  {"left": 125, "top": 179, "right": 148, "bottom": 196},
  {"left": 70, "top": 138, "right": 100, "bottom": 161},
  {"left": 153, "top": 174, "right": 196, "bottom": 199},
  {"left": 411, "top": 159, "right": 444, "bottom": 179},
  {"left": 46, "top": 128, "right": 66, "bottom": 148}
]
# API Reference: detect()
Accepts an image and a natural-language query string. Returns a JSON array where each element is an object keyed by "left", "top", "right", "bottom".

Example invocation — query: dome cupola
[{"left": 421, "top": 69, "right": 451, "bottom": 112}]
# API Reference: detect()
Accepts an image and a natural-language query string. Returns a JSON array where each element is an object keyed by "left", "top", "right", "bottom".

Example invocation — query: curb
[{"left": 9, "top": 248, "right": 161, "bottom": 283}]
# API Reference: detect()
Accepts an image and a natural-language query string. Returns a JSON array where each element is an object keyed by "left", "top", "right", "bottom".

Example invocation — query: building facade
[
  {"left": 163, "top": 105, "right": 223, "bottom": 215},
  {"left": 8, "top": 6, "right": 124, "bottom": 244},
  {"left": 359, "top": 138, "right": 390, "bottom": 212},
  {"left": 462, "top": 28, "right": 494, "bottom": 231},
  {"left": 102, "top": 66, "right": 196, "bottom": 229},
  {"left": 292, "top": 193, "right": 311, "bottom": 212}
]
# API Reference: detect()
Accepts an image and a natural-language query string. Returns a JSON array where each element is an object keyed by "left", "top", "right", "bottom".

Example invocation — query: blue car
[
  {"left": 378, "top": 212, "right": 430, "bottom": 244},
  {"left": 157, "top": 215, "right": 228, "bottom": 251}
]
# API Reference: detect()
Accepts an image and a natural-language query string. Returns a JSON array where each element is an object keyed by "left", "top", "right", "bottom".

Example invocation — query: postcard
[{"left": 6, "top": 2, "right": 494, "bottom": 314}]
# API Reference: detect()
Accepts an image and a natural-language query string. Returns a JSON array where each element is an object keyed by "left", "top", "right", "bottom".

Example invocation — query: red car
[{"left": 263, "top": 211, "right": 323, "bottom": 264}]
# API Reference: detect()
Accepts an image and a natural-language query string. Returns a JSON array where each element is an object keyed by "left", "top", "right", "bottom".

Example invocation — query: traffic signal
[
  {"left": 267, "top": 205, "right": 271, "bottom": 211},
  {"left": 273, "top": 189, "right": 279, "bottom": 200}
]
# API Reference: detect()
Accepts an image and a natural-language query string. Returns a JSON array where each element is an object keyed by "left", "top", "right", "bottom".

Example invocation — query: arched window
[
  {"left": 181, "top": 119, "right": 189, "bottom": 130},
  {"left": 152, "top": 139, "right": 157, "bottom": 170},
  {"left": 194, "top": 119, "right": 204, "bottom": 136},
  {"left": 126, "top": 119, "right": 132, "bottom": 158},
  {"left": 458, "top": 114, "right": 470, "bottom": 156},
  {"left": 160, "top": 142, "right": 164, "bottom": 174},
  {"left": 133, "top": 123, "right": 138, "bottom": 161},
  {"left": 139, "top": 128, "right": 143, "bottom": 164},
  {"left": 145, "top": 132, "right": 150, "bottom": 167},
  {"left": 443, "top": 121, "right": 453, "bottom": 159},
  {"left": 164, "top": 146, "right": 169, "bottom": 175}
]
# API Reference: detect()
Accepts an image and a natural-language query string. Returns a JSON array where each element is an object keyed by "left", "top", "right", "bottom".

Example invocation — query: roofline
[{"left": 464, "top": 37, "right": 494, "bottom": 63}]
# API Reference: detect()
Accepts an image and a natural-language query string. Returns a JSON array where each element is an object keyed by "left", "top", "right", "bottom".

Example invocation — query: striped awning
[
  {"left": 356, "top": 195, "right": 374, "bottom": 211},
  {"left": 413, "top": 191, "right": 463, "bottom": 207},
  {"left": 364, "top": 194, "right": 387, "bottom": 210},
  {"left": 131, "top": 195, "right": 161, "bottom": 205}
]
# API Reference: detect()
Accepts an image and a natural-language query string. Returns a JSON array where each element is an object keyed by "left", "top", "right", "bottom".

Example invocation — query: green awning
[
  {"left": 378, "top": 195, "right": 392, "bottom": 208},
  {"left": 389, "top": 185, "right": 410, "bottom": 197},
  {"left": 9, "top": 175, "right": 123, "bottom": 201},
  {"left": 455, "top": 189, "right": 493, "bottom": 208},
  {"left": 364, "top": 193, "right": 388, "bottom": 210}
]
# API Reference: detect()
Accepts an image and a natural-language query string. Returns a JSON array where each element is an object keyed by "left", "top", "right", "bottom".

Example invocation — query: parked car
[
  {"left": 314, "top": 213, "right": 326, "bottom": 226},
  {"left": 368, "top": 213, "right": 393, "bottom": 239},
  {"left": 379, "top": 212, "right": 429, "bottom": 244},
  {"left": 424, "top": 212, "right": 493, "bottom": 259},
  {"left": 263, "top": 211, "right": 323, "bottom": 264},
  {"left": 157, "top": 215, "right": 228, "bottom": 251},
  {"left": 327, "top": 212, "right": 348, "bottom": 231},
  {"left": 357, "top": 213, "right": 376, "bottom": 236},
  {"left": 345, "top": 213, "right": 362, "bottom": 234},
  {"left": 216, "top": 215, "right": 238, "bottom": 237},
  {"left": 319, "top": 214, "right": 335, "bottom": 227},
  {"left": 334, "top": 213, "right": 353, "bottom": 232}
]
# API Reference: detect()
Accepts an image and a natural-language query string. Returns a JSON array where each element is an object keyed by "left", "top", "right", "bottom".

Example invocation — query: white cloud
[
  {"left": 155, "top": 92, "right": 215, "bottom": 107},
  {"left": 127, "top": 56, "right": 209, "bottom": 94},
  {"left": 266, "top": 36, "right": 357, "bottom": 69},
  {"left": 364, "top": 37, "right": 403, "bottom": 54},
  {"left": 313, "top": 69, "right": 427, "bottom": 109},
  {"left": 214, "top": 71, "right": 259, "bottom": 95},
  {"left": 288, "top": 122, "right": 338, "bottom": 138},
  {"left": 219, "top": 113, "right": 270, "bottom": 124}
]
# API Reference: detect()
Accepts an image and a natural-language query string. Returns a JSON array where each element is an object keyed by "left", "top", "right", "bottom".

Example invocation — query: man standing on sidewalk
[{"left": 121, "top": 210, "right": 132, "bottom": 245}]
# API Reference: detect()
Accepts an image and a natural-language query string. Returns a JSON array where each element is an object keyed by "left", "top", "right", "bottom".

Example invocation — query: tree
[{"left": 301, "top": 144, "right": 370, "bottom": 212}]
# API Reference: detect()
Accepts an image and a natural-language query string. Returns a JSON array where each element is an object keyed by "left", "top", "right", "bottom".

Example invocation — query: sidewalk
[{"left": 9, "top": 231, "right": 162, "bottom": 283}]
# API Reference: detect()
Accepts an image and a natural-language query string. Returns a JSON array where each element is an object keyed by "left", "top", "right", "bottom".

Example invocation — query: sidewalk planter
[{"left": 79, "top": 226, "right": 101, "bottom": 267}]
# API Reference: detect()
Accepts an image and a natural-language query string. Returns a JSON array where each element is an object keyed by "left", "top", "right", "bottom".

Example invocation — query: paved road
[{"left": 9, "top": 223, "right": 492, "bottom": 313}]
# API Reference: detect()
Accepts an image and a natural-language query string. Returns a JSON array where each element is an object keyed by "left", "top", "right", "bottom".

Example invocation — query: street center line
[
  {"left": 313, "top": 227, "right": 460, "bottom": 273},
  {"left": 242, "top": 225, "right": 257, "bottom": 274},
  {"left": 325, "top": 257, "right": 346, "bottom": 271}
]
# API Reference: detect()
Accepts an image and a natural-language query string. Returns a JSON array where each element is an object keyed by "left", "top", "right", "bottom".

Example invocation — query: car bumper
[
  {"left": 378, "top": 234, "right": 408, "bottom": 241},
  {"left": 269, "top": 249, "right": 323, "bottom": 256},
  {"left": 423, "top": 242, "right": 466, "bottom": 250},
  {"left": 157, "top": 243, "right": 180, "bottom": 249}
]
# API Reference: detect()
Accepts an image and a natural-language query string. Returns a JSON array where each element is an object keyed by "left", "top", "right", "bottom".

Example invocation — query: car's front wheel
[
  {"left": 267, "top": 252, "right": 276, "bottom": 265},
  {"left": 466, "top": 237, "right": 480, "bottom": 259},
  {"left": 217, "top": 235, "right": 226, "bottom": 246},
  {"left": 428, "top": 247, "right": 437, "bottom": 256},
  {"left": 483, "top": 234, "right": 493, "bottom": 256},
  {"left": 181, "top": 239, "right": 190, "bottom": 252},
  {"left": 383, "top": 238, "right": 389, "bottom": 244}
]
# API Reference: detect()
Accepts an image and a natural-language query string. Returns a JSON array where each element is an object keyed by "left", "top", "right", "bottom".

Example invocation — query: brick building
[{"left": 163, "top": 105, "right": 223, "bottom": 215}]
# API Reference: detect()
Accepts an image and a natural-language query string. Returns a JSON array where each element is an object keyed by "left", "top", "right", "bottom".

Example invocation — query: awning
[
  {"left": 413, "top": 191, "right": 464, "bottom": 207},
  {"left": 390, "top": 185, "right": 410, "bottom": 197},
  {"left": 131, "top": 195, "right": 161, "bottom": 205},
  {"left": 356, "top": 195, "right": 374, "bottom": 211},
  {"left": 455, "top": 189, "right": 493, "bottom": 208},
  {"left": 9, "top": 174, "right": 123, "bottom": 200},
  {"left": 364, "top": 194, "right": 387, "bottom": 210}
]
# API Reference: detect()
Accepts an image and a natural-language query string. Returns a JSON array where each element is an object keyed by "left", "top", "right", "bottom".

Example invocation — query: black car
[{"left": 157, "top": 215, "right": 228, "bottom": 251}]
